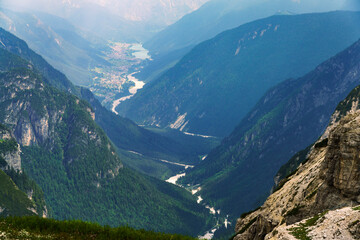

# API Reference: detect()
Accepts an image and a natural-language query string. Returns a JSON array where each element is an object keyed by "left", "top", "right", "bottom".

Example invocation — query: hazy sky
[
  {"left": 0, "top": 0, "right": 209, "bottom": 23},
  {"left": 1, "top": 0, "right": 358, "bottom": 41},
  {"left": 2, "top": 0, "right": 358, "bottom": 15}
]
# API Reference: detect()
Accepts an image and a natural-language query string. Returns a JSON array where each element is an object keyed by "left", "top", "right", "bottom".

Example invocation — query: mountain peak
[{"left": 275, "top": 10, "right": 296, "bottom": 15}]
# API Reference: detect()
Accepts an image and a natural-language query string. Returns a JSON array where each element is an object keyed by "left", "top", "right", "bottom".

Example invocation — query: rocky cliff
[
  {"left": 233, "top": 86, "right": 360, "bottom": 240},
  {"left": 0, "top": 124, "right": 21, "bottom": 171},
  {"left": 0, "top": 123, "right": 47, "bottom": 217}
]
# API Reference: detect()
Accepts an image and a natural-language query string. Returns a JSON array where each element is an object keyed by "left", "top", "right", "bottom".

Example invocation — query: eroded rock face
[
  {"left": 321, "top": 114, "right": 360, "bottom": 198},
  {"left": 3, "top": 151, "right": 21, "bottom": 171},
  {"left": 0, "top": 127, "right": 21, "bottom": 171},
  {"left": 235, "top": 215, "right": 276, "bottom": 240},
  {"left": 233, "top": 111, "right": 360, "bottom": 240}
]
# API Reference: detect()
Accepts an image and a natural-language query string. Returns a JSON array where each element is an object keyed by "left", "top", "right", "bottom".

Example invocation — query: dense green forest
[{"left": 0, "top": 170, "right": 36, "bottom": 217}]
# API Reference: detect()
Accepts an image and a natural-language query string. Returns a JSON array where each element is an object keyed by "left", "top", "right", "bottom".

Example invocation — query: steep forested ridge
[{"left": 181, "top": 38, "right": 360, "bottom": 220}]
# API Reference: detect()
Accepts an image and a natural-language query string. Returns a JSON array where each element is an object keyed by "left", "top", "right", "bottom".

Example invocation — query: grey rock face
[
  {"left": 3, "top": 151, "right": 21, "bottom": 171},
  {"left": 0, "top": 127, "right": 21, "bottom": 171}
]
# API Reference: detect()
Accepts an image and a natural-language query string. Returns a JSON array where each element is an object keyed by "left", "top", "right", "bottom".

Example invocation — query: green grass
[
  {"left": 0, "top": 216, "right": 196, "bottom": 240},
  {"left": 289, "top": 211, "right": 328, "bottom": 240},
  {"left": 353, "top": 206, "right": 360, "bottom": 211}
]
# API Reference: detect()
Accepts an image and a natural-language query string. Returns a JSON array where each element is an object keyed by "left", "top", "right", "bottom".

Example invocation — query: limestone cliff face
[
  {"left": 2, "top": 70, "right": 51, "bottom": 146},
  {"left": 0, "top": 68, "right": 122, "bottom": 179},
  {"left": 0, "top": 125, "right": 21, "bottom": 171},
  {"left": 233, "top": 103, "right": 360, "bottom": 239}
]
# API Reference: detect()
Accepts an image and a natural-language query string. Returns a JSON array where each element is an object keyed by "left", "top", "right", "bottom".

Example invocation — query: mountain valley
[
  {"left": 0, "top": 29, "right": 216, "bottom": 236},
  {"left": 0, "top": 1, "right": 359, "bottom": 239}
]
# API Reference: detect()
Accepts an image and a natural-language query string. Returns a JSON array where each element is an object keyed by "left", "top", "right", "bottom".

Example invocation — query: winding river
[{"left": 111, "top": 72, "right": 145, "bottom": 115}]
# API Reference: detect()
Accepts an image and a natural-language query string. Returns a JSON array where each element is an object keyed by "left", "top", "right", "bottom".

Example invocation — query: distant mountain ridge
[
  {"left": 0, "top": 9, "right": 110, "bottom": 86},
  {"left": 2, "top": 0, "right": 210, "bottom": 42},
  {"left": 138, "top": 0, "right": 359, "bottom": 86},
  {"left": 119, "top": 11, "right": 360, "bottom": 137},
  {"left": 144, "top": 0, "right": 359, "bottom": 56}
]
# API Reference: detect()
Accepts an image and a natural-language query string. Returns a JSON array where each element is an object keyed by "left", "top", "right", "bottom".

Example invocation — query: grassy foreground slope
[{"left": 0, "top": 216, "right": 196, "bottom": 240}]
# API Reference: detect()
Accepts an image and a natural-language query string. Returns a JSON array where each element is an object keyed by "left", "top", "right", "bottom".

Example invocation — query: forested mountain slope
[{"left": 181, "top": 38, "right": 360, "bottom": 220}]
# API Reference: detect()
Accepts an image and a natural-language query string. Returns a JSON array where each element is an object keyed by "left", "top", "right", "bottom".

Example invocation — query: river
[
  {"left": 166, "top": 169, "right": 230, "bottom": 239},
  {"left": 111, "top": 72, "right": 145, "bottom": 115},
  {"left": 111, "top": 43, "right": 149, "bottom": 115}
]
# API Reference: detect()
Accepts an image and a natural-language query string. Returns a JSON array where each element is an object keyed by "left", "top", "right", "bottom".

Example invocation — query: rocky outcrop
[
  {"left": 0, "top": 125, "right": 21, "bottom": 171},
  {"left": 233, "top": 109, "right": 360, "bottom": 240},
  {"left": 2, "top": 150, "right": 21, "bottom": 172},
  {"left": 1, "top": 71, "right": 57, "bottom": 147},
  {"left": 271, "top": 207, "right": 360, "bottom": 240}
]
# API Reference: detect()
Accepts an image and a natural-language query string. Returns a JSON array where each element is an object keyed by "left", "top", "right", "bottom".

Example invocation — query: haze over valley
[{"left": 0, "top": 0, "right": 360, "bottom": 239}]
